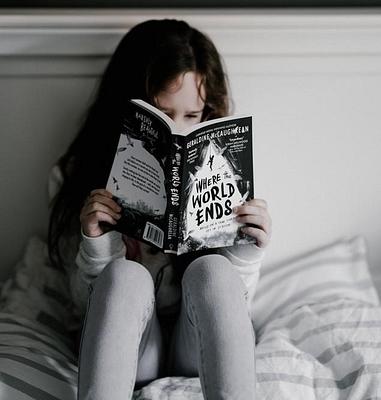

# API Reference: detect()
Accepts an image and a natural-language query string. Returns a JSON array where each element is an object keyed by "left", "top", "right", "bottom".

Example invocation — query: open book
[{"left": 106, "top": 99, "right": 256, "bottom": 255}]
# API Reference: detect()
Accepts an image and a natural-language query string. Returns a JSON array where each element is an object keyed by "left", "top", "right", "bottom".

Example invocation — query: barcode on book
[{"left": 143, "top": 222, "right": 164, "bottom": 248}]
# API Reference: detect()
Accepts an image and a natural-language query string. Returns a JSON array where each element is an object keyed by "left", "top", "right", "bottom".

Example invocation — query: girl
[{"left": 48, "top": 19, "right": 272, "bottom": 400}]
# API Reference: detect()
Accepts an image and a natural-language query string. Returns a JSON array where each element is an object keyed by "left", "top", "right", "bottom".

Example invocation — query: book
[{"left": 106, "top": 99, "right": 256, "bottom": 255}]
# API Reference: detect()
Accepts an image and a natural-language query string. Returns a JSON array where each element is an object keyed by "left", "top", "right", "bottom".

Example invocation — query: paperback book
[{"left": 106, "top": 99, "right": 256, "bottom": 255}]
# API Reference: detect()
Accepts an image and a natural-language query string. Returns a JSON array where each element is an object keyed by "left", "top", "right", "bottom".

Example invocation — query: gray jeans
[{"left": 77, "top": 254, "right": 256, "bottom": 399}]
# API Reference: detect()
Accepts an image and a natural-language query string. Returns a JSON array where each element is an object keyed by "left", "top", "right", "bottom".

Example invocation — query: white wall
[{"left": 1, "top": 8, "right": 381, "bottom": 289}]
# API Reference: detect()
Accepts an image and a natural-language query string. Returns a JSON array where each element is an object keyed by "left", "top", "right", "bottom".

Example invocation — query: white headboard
[{"left": 1, "top": 8, "right": 381, "bottom": 290}]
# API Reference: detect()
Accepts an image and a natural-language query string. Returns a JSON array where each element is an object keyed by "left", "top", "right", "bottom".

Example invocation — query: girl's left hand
[{"left": 234, "top": 198, "right": 272, "bottom": 249}]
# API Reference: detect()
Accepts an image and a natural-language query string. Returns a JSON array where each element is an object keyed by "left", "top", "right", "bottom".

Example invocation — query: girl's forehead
[
  {"left": 165, "top": 71, "right": 204, "bottom": 93},
  {"left": 155, "top": 71, "right": 206, "bottom": 109}
]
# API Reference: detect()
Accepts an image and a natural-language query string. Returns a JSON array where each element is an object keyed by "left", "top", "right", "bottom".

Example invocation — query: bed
[{"left": 0, "top": 234, "right": 380, "bottom": 399}]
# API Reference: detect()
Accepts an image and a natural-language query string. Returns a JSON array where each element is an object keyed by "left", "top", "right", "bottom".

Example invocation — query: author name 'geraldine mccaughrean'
[{"left": 186, "top": 125, "right": 250, "bottom": 149}]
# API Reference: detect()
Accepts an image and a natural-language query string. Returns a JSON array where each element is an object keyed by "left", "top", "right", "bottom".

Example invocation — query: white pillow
[
  {"left": 0, "top": 235, "right": 76, "bottom": 344},
  {"left": 251, "top": 236, "right": 380, "bottom": 334}
]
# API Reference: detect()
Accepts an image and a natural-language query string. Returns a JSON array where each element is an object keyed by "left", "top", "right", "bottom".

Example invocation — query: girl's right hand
[{"left": 80, "top": 189, "right": 122, "bottom": 237}]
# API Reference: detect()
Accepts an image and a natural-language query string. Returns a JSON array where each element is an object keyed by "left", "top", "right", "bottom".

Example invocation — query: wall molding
[{"left": 1, "top": 8, "right": 381, "bottom": 76}]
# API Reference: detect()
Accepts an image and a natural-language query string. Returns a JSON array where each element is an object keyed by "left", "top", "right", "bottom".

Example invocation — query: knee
[
  {"left": 93, "top": 258, "right": 155, "bottom": 304},
  {"left": 182, "top": 254, "right": 244, "bottom": 297}
]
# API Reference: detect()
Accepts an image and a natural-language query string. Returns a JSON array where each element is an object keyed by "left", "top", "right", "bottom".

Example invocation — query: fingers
[
  {"left": 86, "top": 189, "right": 117, "bottom": 209},
  {"left": 90, "top": 188, "right": 113, "bottom": 198},
  {"left": 82, "top": 210, "right": 119, "bottom": 227},
  {"left": 83, "top": 201, "right": 122, "bottom": 221},
  {"left": 235, "top": 213, "right": 271, "bottom": 236},
  {"left": 240, "top": 226, "right": 270, "bottom": 248},
  {"left": 235, "top": 198, "right": 267, "bottom": 212},
  {"left": 80, "top": 189, "right": 122, "bottom": 236},
  {"left": 234, "top": 198, "right": 272, "bottom": 248},
  {"left": 85, "top": 193, "right": 121, "bottom": 215},
  {"left": 234, "top": 205, "right": 267, "bottom": 220}
]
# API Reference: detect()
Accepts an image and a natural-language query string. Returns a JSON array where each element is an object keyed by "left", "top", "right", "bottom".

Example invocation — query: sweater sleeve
[
  {"left": 216, "top": 243, "right": 264, "bottom": 304},
  {"left": 70, "top": 229, "right": 127, "bottom": 317},
  {"left": 75, "top": 229, "right": 126, "bottom": 283}
]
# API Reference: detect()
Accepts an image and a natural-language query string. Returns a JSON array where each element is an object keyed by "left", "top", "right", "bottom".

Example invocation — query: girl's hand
[
  {"left": 80, "top": 189, "right": 122, "bottom": 237},
  {"left": 234, "top": 198, "right": 272, "bottom": 249}
]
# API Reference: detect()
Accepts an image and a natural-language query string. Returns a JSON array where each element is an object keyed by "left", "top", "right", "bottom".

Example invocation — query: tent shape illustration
[{"left": 183, "top": 140, "right": 243, "bottom": 244}]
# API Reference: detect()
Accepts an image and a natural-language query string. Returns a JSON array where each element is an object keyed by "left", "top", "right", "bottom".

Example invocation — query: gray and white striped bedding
[
  {"left": 135, "top": 297, "right": 381, "bottom": 399},
  {"left": 0, "top": 235, "right": 380, "bottom": 399},
  {"left": 1, "top": 299, "right": 380, "bottom": 399},
  {"left": 0, "top": 312, "right": 78, "bottom": 399}
]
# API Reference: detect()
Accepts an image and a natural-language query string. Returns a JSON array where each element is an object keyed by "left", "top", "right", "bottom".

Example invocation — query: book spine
[{"left": 163, "top": 135, "right": 184, "bottom": 254}]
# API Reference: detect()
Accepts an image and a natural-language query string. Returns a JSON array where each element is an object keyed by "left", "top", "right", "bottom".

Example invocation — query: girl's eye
[{"left": 186, "top": 114, "right": 199, "bottom": 119}]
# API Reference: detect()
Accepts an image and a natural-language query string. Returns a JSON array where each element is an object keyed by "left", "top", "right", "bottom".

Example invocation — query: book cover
[
  {"left": 106, "top": 100, "right": 173, "bottom": 248},
  {"left": 176, "top": 116, "right": 255, "bottom": 255}
]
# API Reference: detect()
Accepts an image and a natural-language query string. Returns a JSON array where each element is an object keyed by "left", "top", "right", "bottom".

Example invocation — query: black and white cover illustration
[
  {"left": 177, "top": 116, "right": 255, "bottom": 255},
  {"left": 106, "top": 100, "right": 173, "bottom": 248}
]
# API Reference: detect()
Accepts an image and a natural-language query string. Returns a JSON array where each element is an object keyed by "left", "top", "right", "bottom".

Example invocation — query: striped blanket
[
  {"left": 0, "top": 297, "right": 380, "bottom": 399},
  {"left": 134, "top": 297, "right": 381, "bottom": 399}
]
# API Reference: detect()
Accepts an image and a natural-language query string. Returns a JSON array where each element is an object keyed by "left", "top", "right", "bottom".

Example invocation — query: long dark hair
[{"left": 48, "top": 19, "right": 232, "bottom": 270}]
